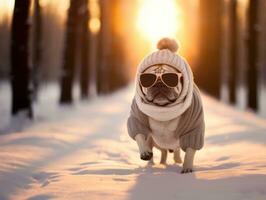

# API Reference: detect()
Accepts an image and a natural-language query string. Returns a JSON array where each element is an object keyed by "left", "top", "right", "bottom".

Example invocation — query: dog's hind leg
[
  {"left": 160, "top": 149, "right": 167, "bottom": 164},
  {"left": 173, "top": 148, "right": 182, "bottom": 164}
]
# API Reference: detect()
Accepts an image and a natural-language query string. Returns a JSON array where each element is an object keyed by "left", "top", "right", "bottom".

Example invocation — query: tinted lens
[
  {"left": 140, "top": 73, "right": 157, "bottom": 88},
  {"left": 161, "top": 73, "right": 179, "bottom": 87}
]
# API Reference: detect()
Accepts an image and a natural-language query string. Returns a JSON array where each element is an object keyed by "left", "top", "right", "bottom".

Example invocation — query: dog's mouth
[{"left": 145, "top": 82, "right": 179, "bottom": 106}]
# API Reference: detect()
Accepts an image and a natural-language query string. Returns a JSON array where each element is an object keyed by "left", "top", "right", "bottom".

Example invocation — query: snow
[{"left": 0, "top": 83, "right": 266, "bottom": 200}]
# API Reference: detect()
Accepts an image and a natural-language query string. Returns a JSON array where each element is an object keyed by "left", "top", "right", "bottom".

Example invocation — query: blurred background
[{"left": 0, "top": 0, "right": 266, "bottom": 119}]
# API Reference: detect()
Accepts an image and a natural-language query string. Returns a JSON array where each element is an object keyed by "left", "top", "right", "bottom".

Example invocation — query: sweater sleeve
[
  {"left": 179, "top": 86, "right": 205, "bottom": 151},
  {"left": 179, "top": 122, "right": 205, "bottom": 151},
  {"left": 127, "top": 99, "right": 151, "bottom": 140}
]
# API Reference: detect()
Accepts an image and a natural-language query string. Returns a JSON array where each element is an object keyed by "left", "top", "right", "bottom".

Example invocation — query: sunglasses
[{"left": 139, "top": 72, "right": 182, "bottom": 88}]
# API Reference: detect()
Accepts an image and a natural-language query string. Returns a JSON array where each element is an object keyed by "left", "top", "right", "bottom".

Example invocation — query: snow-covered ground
[{"left": 0, "top": 83, "right": 266, "bottom": 200}]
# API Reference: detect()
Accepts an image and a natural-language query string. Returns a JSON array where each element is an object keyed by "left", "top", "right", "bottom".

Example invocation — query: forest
[{"left": 0, "top": 0, "right": 266, "bottom": 200}]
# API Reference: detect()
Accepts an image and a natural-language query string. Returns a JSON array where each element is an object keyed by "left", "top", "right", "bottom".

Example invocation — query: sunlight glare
[
  {"left": 0, "top": 0, "right": 14, "bottom": 23},
  {"left": 137, "top": 0, "right": 182, "bottom": 48},
  {"left": 39, "top": 0, "right": 49, "bottom": 7},
  {"left": 89, "top": 0, "right": 100, "bottom": 34}
]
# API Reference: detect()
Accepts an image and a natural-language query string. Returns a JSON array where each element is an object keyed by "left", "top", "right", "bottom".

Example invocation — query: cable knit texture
[{"left": 128, "top": 85, "right": 205, "bottom": 151}]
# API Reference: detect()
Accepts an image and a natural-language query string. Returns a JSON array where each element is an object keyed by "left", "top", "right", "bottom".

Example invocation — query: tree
[
  {"left": 247, "top": 0, "right": 259, "bottom": 111},
  {"left": 108, "top": 0, "right": 127, "bottom": 91},
  {"left": 234, "top": 0, "right": 248, "bottom": 110},
  {"left": 10, "top": 0, "right": 33, "bottom": 118},
  {"left": 79, "top": 0, "right": 90, "bottom": 99},
  {"left": 32, "top": 0, "right": 43, "bottom": 100},
  {"left": 96, "top": 0, "right": 127, "bottom": 94},
  {"left": 259, "top": 0, "right": 266, "bottom": 114},
  {"left": 228, "top": 0, "right": 237, "bottom": 104},
  {"left": 96, "top": 0, "right": 111, "bottom": 94},
  {"left": 195, "top": 0, "right": 223, "bottom": 98},
  {"left": 59, "top": 0, "right": 83, "bottom": 104},
  {"left": 0, "top": 16, "right": 10, "bottom": 79}
]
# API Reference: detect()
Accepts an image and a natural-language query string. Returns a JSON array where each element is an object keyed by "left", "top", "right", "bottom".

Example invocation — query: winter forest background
[
  {"left": 0, "top": 0, "right": 266, "bottom": 116},
  {"left": 0, "top": 0, "right": 266, "bottom": 118},
  {"left": 0, "top": 0, "right": 266, "bottom": 200}
]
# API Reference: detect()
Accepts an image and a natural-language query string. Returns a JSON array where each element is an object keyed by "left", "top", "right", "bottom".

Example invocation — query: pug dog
[
  {"left": 127, "top": 38, "right": 205, "bottom": 173},
  {"left": 141, "top": 65, "right": 183, "bottom": 106}
]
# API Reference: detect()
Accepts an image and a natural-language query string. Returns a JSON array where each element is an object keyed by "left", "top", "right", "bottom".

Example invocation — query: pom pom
[{"left": 157, "top": 38, "right": 179, "bottom": 53}]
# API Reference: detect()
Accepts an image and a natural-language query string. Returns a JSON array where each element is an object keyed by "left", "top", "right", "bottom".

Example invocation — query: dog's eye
[{"left": 140, "top": 73, "right": 157, "bottom": 88}]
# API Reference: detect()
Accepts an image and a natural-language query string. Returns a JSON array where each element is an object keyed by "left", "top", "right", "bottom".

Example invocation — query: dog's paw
[
  {"left": 140, "top": 151, "right": 153, "bottom": 161},
  {"left": 181, "top": 167, "right": 193, "bottom": 174}
]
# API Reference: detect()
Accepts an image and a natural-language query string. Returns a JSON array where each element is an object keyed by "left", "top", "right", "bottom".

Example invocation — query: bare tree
[
  {"left": 247, "top": 0, "right": 259, "bottom": 110},
  {"left": 258, "top": 0, "right": 266, "bottom": 114},
  {"left": 228, "top": 0, "right": 237, "bottom": 104},
  {"left": 0, "top": 17, "right": 10, "bottom": 79},
  {"left": 235, "top": 0, "right": 248, "bottom": 110},
  {"left": 32, "top": 0, "right": 42, "bottom": 100},
  {"left": 195, "top": 0, "right": 223, "bottom": 98},
  {"left": 79, "top": 0, "right": 90, "bottom": 99},
  {"left": 10, "top": 0, "right": 33, "bottom": 118},
  {"left": 59, "top": 0, "right": 83, "bottom": 104},
  {"left": 109, "top": 0, "right": 127, "bottom": 91},
  {"left": 96, "top": 0, "right": 111, "bottom": 94},
  {"left": 97, "top": 0, "right": 127, "bottom": 94}
]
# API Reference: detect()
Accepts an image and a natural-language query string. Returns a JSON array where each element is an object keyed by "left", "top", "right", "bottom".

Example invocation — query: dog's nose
[{"left": 154, "top": 79, "right": 166, "bottom": 88}]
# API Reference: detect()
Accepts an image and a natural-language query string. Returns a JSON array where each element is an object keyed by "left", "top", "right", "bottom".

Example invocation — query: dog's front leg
[
  {"left": 181, "top": 147, "right": 196, "bottom": 173},
  {"left": 135, "top": 134, "right": 153, "bottom": 160}
]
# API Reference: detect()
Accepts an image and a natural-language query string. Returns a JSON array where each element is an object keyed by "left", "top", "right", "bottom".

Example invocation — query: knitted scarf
[{"left": 134, "top": 53, "right": 194, "bottom": 122}]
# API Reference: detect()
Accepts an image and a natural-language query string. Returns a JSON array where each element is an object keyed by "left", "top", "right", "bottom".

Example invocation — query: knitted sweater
[{"left": 127, "top": 85, "right": 205, "bottom": 152}]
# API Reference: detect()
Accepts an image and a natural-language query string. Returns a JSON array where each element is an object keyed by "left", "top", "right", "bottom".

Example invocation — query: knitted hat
[
  {"left": 138, "top": 38, "right": 181, "bottom": 72},
  {"left": 135, "top": 38, "right": 195, "bottom": 121}
]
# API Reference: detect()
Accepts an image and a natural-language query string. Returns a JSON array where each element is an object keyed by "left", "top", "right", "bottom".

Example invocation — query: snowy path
[{"left": 0, "top": 84, "right": 266, "bottom": 200}]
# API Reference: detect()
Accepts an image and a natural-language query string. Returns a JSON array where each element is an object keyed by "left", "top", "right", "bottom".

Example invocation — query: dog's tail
[{"left": 157, "top": 38, "right": 179, "bottom": 53}]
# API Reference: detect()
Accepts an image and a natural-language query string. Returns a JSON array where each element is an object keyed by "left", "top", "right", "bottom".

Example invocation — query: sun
[{"left": 137, "top": 0, "right": 182, "bottom": 48}]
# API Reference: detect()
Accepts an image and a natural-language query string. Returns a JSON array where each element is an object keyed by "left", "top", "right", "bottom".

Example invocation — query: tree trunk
[
  {"left": 257, "top": 0, "right": 266, "bottom": 115},
  {"left": 109, "top": 0, "right": 127, "bottom": 91},
  {"left": 220, "top": 0, "right": 230, "bottom": 103},
  {"left": 32, "top": 0, "right": 42, "bottom": 100},
  {"left": 59, "top": 0, "right": 82, "bottom": 104},
  {"left": 97, "top": 0, "right": 111, "bottom": 94},
  {"left": 96, "top": 0, "right": 127, "bottom": 94},
  {"left": 235, "top": 0, "right": 248, "bottom": 110},
  {"left": 10, "top": 0, "right": 33, "bottom": 118},
  {"left": 80, "top": 0, "right": 90, "bottom": 99},
  {"left": 247, "top": 0, "right": 259, "bottom": 111},
  {"left": 196, "top": 0, "right": 223, "bottom": 98},
  {"left": 228, "top": 0, "right": 237, "bottom": 104}
]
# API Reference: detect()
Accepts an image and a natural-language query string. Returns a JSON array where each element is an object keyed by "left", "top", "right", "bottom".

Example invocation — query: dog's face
[{"left": 140, "top": 64, "right": 183, "bottom": 106}]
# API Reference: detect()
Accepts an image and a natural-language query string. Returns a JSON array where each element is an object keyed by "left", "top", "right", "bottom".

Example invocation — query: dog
[{"left": 127, "top": 38, "right": 205, "bottom": 173}]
